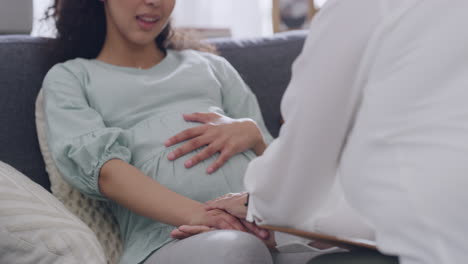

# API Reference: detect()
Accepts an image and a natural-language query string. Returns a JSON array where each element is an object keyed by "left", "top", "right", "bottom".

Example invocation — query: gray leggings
[
  {"left": 143, "top": 230, "right": 397, "bottom": 264},
  {"left": 143, "top": 230, "right": 274, "bottom": 264}
]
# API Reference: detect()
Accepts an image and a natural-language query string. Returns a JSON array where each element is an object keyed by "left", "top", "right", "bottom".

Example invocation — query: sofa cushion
[
  {"left": 0, "top": 36, "right": 59, "bottom": 191},
  {"left": 35, "top": 90, "right": 122, "bottom": 264},
  {"left": 0, "top": 160, "right": 106, "bottom": 264}
]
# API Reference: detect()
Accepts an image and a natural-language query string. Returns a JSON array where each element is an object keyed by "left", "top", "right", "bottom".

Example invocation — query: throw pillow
[
  {"left": 0, "top": 161, "right": 106, "bottom": 264},
  {"left": 35, "top": 90, "right": 123, "bottom": 264}
]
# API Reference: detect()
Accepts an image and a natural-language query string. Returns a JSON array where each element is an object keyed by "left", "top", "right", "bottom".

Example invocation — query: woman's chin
[{"left": 130, "top": 34, "right": 159, "bottom": 47}]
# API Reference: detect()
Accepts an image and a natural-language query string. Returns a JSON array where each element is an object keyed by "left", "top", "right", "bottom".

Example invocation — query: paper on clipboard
[
  {"left": 262, "top": 225, "right": 377, "bottom": 251},
  {"left": 261, "top": 177, "right": 377, "bottom": 251}
]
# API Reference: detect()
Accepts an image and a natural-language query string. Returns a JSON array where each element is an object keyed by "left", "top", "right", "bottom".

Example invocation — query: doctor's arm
[
  {"left": 241, "top": 0, "right": 381, "bottom": 226},
  {"left": 245, "top": 23, "right": 365, "bottom": 227}
]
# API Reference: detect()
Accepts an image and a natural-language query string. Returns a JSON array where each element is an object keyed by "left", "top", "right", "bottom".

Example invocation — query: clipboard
[{"left": 261, "top": 225, "right": 378, "bottom": 251}]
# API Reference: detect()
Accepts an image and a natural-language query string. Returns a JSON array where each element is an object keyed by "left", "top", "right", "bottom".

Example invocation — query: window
[{"left": 32, "top": 0, "right": 54, "bottom": 36}]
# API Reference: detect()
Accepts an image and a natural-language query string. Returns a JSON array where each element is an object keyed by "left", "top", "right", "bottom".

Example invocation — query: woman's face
[{"left": 104, "top": 0, "right": 176, "bottom": 46}]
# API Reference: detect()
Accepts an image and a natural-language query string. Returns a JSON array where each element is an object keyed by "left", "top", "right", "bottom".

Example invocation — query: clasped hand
[
  {"left": 171, "top": 192, "right": 275, "bottom": 247},
  {"left": 165, "top": 112, "right": 266, "bottom": 174}
]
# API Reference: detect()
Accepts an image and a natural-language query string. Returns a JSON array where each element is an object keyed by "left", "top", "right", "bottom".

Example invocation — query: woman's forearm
[{"left": 99, "top": 159, "right": 204, "bottom": 227}]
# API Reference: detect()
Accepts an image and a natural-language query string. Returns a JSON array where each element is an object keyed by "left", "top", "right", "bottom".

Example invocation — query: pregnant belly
[{"left": 125, "top": 112, "right": 256, "bottom": 202}]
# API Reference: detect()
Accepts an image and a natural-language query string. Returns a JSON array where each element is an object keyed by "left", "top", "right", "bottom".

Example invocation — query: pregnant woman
[{"left": 43, "top": 0, "right": 274, "bottom": 263}]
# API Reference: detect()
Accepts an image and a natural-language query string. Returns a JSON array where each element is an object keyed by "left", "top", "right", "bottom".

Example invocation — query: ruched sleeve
[
  {"left": 42, "top": 63, "right": 132, "bottom": 201},
  {"left": 208, "top": 55, "right": 274, "bottom": 144}
]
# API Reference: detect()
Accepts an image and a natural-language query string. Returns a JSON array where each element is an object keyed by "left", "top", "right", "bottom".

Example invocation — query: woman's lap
[
  {"left": 143, "top": 230, "right": 273, "bottom": 264},
  {"left": 144, "top": 230, "right": 398, "bottom": 264}
]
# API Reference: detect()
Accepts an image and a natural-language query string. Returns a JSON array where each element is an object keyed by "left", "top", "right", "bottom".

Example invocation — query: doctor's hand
[
  {"left": 204, "top": 192, "right": 249, "bottom": 219},
  {"left": 165, "top": 112, "right": 266, "bottom": 174}
]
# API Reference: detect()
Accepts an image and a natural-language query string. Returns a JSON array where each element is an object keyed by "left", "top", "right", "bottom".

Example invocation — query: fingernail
[
  {"left": 164, "top": 140, "right": 171, "bottom": 146},
  {"left": 185, "top": 160, "right": 193, "bottom": 168},
  {"left": 207, "top": 167, "right": 214, "bottom": 174},
  {"left": 260, "top": 230, "right": 268, "bottom": 239},
  {"left": 168, "top": 153, "right": 175, "bottom": 160}
]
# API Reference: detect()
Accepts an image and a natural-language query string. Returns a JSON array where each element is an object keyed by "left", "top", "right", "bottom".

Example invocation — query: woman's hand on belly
[{"left": 164, "top": 112, "right": 267, "bottom": 174}]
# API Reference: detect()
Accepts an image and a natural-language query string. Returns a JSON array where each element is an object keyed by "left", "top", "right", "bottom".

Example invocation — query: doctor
[{"left": 170, "top": 0, "right": 468, "bottom": 263}]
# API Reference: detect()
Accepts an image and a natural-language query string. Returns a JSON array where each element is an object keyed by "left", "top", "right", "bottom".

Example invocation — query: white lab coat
[{"left": 244, "top": 0, "right": 468, "bottom": 263}]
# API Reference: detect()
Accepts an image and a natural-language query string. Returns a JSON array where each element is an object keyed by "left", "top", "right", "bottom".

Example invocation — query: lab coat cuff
[{"left": 246, "top": 195, "right": 264, "bottom": 224}]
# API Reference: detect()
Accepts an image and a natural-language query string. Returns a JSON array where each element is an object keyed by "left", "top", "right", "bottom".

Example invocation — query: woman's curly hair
[{"left": 46, "top": 0, "right": 216, "bottom": 62}]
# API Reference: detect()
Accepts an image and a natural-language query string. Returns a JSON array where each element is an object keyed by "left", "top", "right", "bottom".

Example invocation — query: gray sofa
[{"left": 0, "top": 30, "right": 306, "bottom": 192}]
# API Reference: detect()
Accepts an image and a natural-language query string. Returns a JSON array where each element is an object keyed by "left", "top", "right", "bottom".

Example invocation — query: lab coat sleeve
[{"left": 244, "top": 0, "right": 383, "bottom": 227}]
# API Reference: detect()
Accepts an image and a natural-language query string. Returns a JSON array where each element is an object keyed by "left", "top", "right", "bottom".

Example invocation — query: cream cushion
[
  {"left": 35, "top": 90, "right": 123, "bottom": 264},
  {"left": 0, "top": 161, "right": 106, "bottom": 264}
]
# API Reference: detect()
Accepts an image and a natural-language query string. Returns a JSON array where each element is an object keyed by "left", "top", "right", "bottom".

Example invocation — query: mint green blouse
[{"left": 42, "top": 50, "right": 273, "bottom": 264}]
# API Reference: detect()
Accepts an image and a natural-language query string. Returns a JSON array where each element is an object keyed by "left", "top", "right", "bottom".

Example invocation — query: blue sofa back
[{"left": 0, "top": 31, "right": 307, "bottom": 191}]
